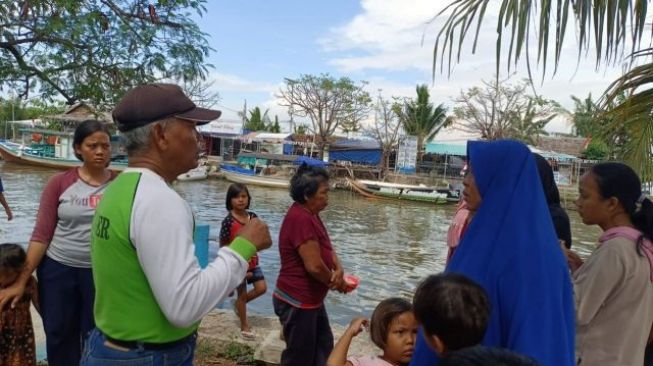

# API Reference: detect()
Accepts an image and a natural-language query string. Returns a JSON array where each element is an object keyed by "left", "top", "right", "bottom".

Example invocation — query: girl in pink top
[{"left": 327, "top": 298, "right": 418, "bottom": 366}]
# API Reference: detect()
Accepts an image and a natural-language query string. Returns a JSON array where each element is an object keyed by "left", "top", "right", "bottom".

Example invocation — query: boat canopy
[{"left": 294, "top": 156, "right": 328, "bottom": 168}]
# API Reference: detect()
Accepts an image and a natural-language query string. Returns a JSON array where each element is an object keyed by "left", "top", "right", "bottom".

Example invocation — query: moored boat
[
  {"left": 177, "top": 163, "right": 209, "bottom": 181},
  {"left": 220, "top": 164, "right": 290, "bottom": 188},
  {"left": 348, "top": 179, "right": 460, "bottom": 204},
  {"left": 0, "top": 138, "right": 128, "bottom": 171}
]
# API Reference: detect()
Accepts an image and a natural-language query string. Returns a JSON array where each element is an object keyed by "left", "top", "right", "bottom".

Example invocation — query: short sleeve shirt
[
  {"left": 219, "top": 211, "right": 259, "bottom": 269},
  {"left": 276, "top": 202, "right": 334, "bottom": 306}
]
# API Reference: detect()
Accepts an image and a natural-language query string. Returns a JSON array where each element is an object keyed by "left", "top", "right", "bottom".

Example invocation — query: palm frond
[{"left": 432, "top": 0, "right": 648, "bottom": 78}]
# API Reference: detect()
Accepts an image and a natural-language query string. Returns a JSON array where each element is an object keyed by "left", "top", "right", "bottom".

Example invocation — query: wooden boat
[
  {"left": 348, "top": 179, "right": 460, "bottom": 204},
  {"left": 0, "top": 139, "right": 127, "bottom": 171},
  {"left": 220, "top": 164, "right": 290, "bottom": 188}
]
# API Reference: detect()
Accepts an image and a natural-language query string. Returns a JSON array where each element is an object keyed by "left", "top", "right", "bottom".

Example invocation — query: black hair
[
  {"left": 413, "top": 273, "right": 490, "bottom": 352},
  {"left": 369, "top": 297, "right": 413, "bottom": 350},
  {"left": 289, "top": 163, "right": 329, "bottom": 203},
  {"left": 0, "top": 243, "right": 26, "bottom": 272},
  {"left": 73, "top": 120, "right": 111, "bottom": 161},
  {"left": 533, "top": 153, "right": 560, "bottom": 205},
  {"left": 591, "top": 162, "right": 653, "bottom": 256},
  {"left": 225, "top": 183, "right": 251, "bottom": 210},
  {"left": 440, "top": 346, "right": 542, "bottom": 366}
]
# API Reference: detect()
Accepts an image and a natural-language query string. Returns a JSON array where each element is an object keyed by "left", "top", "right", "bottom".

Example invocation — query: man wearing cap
[{"left": 81, "top": 83, "right": 272, "bottom": 365}]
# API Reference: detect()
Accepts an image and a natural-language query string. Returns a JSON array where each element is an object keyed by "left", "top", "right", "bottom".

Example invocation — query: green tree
[
  {"left": 278, "top": 74, "right": 372, "bottom": 158},
  {"left": 431, "top": 0, "right": 653, "bottom": 179},
  {"left": 267, "top": 115, "right": 281, "bottom": 133},
  {"left": 582, "top": 139, "right": 609, "bottom": 161},
  {"left": 571, "top": 94, "right": 602, "bottom": 138},
  {"left": 293, "top": 124, "right": 308, "bottom": 135},
  {"left": 241, "top": 107, "right": 269, "bottom": 131},
  {"left": 396, "top": 85, "right": 448, "bottom": 161},
  {"left": 0, "top": 1, "right": 212, "bottom": 108}
]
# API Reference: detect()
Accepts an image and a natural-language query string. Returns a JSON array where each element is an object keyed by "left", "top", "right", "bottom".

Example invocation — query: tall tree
[
  {"left": 267, "top": 115, "right": 281, "bottom": 133},
  {"left": 571, "top": 94, "right": 601, "bottom": 138},
  {"left": 240, "top": 106, "right": 269, "bottom": 131},
  {"left": 396, "top": 85, "right": 448, "bottom": 162},
  {"left": 278, "top": 74, "right": 372, "bottom": 158},
  {"left": 453, "top": 77, "right": 557, "bottom": 144},
  {"left": 367, "top": 95, "right": 402, "bottom": 177},
  {"left": 176, "top": 78, "right": 220, "bottom": 109},
  {"left": 430, "top": 0, "right": 653, "bottom": 178},
  {"left": 0, "top": 1, "right": 212, "bottom": 108}
]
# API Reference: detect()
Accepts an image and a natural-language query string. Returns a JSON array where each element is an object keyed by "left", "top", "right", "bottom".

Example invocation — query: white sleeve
[{"left": 131, "top": 189, "right": 248, "bottom": 328}]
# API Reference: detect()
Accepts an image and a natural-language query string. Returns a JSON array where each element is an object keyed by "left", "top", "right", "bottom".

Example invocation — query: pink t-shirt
[
  {"left": 275, "top": 202, "right": 334, "bottom": 307},
  {"left": 348, "top": 356, "right": 393, "bottom": 366}
]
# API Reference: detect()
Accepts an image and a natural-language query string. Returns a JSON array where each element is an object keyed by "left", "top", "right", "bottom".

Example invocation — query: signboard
[
  {"left": 198, "top": 120, "right": 243, "bottom": 135},
  {"left": 396, "top": 135, "right": 418, "bottom": 173}
]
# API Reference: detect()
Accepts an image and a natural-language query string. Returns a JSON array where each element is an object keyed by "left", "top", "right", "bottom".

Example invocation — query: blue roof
[{"left": 425, "top": 142, "right": 467, "bottom": 156}]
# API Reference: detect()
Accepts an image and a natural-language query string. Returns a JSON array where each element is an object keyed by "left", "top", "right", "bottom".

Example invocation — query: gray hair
[{"left": 121, "top": 119, "right": 175, "bottom": 156}]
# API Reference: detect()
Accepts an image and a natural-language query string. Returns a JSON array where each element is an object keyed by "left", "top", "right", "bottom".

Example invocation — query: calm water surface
[{"left": 0, "top": 161, "right": 601, "bottom": 326}]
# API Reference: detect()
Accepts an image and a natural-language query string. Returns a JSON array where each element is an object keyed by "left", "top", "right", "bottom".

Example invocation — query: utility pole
[
  {"left": 241, "top": 99, "right": 247, "bottom": 131},
  {"left": 288, "top": 106, "right": 295, "bottom": 134}
]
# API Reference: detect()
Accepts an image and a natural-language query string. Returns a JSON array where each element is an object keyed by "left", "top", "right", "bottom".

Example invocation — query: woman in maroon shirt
[{"left": 273, "top": 163, "right": 348, "bottom": 366}]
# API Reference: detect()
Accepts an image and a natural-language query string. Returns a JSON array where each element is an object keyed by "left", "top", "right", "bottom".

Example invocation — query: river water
[{"left": 0, "top": 161, "right": 601, "bottom": 326}]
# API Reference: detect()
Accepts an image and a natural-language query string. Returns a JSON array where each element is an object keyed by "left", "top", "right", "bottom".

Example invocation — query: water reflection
[{"left": 0, "top": 161, "right": 600, "bottom": 325}]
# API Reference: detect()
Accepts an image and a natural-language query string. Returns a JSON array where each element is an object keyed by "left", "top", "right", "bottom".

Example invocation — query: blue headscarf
[{"left": 410, "top": 140, "right": 575, "bottom": 366}]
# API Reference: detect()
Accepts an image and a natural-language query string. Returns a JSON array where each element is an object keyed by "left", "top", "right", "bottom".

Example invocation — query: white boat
[
  {"left": 177, "top": 164, "right": 209, "bottom": 181},
  {"left": 220, "top": 164, "right": 290, "bottom": 188},
  {"left": 348, "top": 179, "right": 459, "bottom": 204}
]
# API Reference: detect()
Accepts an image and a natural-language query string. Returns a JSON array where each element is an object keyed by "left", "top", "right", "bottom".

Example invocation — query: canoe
[{"left": 348, "top": 179, "right": 460, "bottom": 204}]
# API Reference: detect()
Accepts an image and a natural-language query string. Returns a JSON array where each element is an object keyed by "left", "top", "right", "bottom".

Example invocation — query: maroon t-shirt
[{"left": 275, "top": 202, "right": 334, "bottom": 306}]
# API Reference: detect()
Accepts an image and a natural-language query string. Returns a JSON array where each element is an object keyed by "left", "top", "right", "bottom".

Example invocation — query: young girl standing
[
  {"left": 327, "top": 298, "right": 418, "bottom": 366},
  {"left": 219, "top": 183, "right": 267, "bottom": 339},
  {"left": 0, "top": 243, "right": 39, "bottom": 366}
]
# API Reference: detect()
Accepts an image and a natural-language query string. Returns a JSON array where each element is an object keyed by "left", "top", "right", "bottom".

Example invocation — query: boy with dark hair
[{"left": 412, "top": 273, "right": 490, "bottom": 355}]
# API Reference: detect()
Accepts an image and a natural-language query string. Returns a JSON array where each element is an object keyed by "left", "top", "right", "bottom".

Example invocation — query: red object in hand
[{"left": 343, "top": 274, "right": 360, "bottom": 293}]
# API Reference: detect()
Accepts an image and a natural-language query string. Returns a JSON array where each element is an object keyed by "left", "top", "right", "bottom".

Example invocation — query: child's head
[
  {"left": 225, "top": 183, "right": 251, "bottom": 211},
  {"left": 412, "top": 273, "right": 490, "bottom": 355},
  {"left": 370, "top": 297, "right": 418, "bottom": 365},
  {"left": 439, "top": 346, "right": 541, "bottom": 366},
  {"left": 0, "top": 243, "right": 26, "bottom": 287}
]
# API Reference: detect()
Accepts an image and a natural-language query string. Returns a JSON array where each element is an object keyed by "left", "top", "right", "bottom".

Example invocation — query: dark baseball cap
[{"left": 112, "top": 83, "right": 221, "bottom": 132}]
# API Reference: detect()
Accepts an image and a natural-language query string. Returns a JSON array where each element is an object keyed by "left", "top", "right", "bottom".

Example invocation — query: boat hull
[
  {"left": 349, "top": 179, "right": 456, "bottom": 204},
  {"left": 221, "top": 169, "right": 290, "bottom": 188},
  {"left": 0, "top": 141, "right": 127, "bottom": 171}
]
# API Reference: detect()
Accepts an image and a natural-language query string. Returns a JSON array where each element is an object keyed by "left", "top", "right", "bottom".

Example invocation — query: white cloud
[
  {"left": 208, "top": 72, "right": 278, "bottom": 94},
  {"left": 321, "top": 0, "right": 627, "bottom": 115}
]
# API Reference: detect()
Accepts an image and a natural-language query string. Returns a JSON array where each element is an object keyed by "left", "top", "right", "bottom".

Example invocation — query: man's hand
[
  {"left": 0, "top": 282, "right": 26, "bottom": 310},
  {"left": 238, "top": 218, "right": 272, "bottom": 252}
]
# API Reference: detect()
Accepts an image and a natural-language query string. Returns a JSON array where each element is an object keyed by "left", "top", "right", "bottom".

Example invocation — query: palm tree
[
  {"left": 240, "top": 107, "right": 269, "bottom": 131},
  {"left": 398, "top": 85, "right": 449, "bottom": 162},
  {"left": 431, "top": 1, "right": 653, "bottom": 179}
]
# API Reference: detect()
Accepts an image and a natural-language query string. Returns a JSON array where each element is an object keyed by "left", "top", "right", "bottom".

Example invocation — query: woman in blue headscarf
[{"left": 410, "top": 140, "right": 575, "bottom": 366}]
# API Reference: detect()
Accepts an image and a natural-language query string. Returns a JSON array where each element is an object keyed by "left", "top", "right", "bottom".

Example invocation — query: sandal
[{"left": 240, "top": 330, "right": 256, "bottom": 340}]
